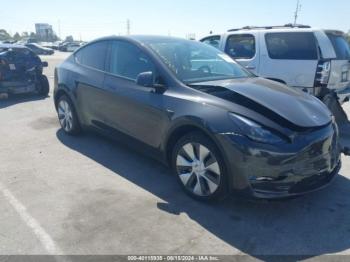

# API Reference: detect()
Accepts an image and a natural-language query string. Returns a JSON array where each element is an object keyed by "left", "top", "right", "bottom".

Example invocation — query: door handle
[{"left": 245, "top": 65, "right": 256, "bottom": 70}]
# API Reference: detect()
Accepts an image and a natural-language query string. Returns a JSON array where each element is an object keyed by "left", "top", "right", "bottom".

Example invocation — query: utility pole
[
  {"left": 126, "top": 19, "right": 130, "bottom": 35},
  {"left": 293, "top": 0, "right": 302, "bottom": 25}
]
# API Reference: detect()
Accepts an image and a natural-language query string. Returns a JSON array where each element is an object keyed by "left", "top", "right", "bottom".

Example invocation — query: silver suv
[{"left": 201, "top": 25, "right": 350, "bottom": 103}]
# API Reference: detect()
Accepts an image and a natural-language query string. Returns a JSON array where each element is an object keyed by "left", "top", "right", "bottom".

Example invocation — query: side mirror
[
  {"left": 42, "top": 61, "right": 48, "bottom": 67},
  {"left": 136, "top": 71, "right": 154, "bottom": 87}
]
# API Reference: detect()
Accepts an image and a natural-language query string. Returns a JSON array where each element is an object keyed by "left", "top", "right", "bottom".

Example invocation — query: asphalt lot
[{"left": 1, "top": 51, "right": 350, "bottom": 260}]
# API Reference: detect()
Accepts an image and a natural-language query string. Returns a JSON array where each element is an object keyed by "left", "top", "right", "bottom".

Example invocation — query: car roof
[
  {"left": 202, "top": 27, "right": 345, "bottom": 38},
  {"left": 224, "top": 27, "right": 319, "bottom": 36},
  {"left": 0, "top": 43, "right": 28, "bottom": 49},
  {"left": 89, "top": 35, "right": 189, "bottom": 45}
]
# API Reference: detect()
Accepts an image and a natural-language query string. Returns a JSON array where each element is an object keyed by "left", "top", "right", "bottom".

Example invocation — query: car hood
[{"left": 190, "top": 77, "right": 332, "bottom": 128}]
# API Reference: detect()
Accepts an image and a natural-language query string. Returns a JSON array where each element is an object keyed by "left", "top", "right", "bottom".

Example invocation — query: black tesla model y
[{"left": 54, "top": 36, "right": 341, "bottom": 201}]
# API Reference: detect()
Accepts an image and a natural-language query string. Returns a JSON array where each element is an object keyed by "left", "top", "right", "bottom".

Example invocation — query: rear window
[
  {"left": 326, "top": 33, "right": 350, "bottom": 60},
  {"left": 265, "top": 32, "right": 318, "bottom": 60}
]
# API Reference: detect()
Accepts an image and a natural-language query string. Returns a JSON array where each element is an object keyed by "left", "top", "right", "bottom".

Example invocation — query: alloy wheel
[
  {"left": 58, "top": 100, "right": 74, "bottom": 132},
  {"left": 176, "top": 143, "right": 221, "bottom": 197}
]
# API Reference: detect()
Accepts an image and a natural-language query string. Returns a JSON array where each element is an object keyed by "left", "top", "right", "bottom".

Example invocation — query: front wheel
[{"left": 171, "top": 132, "right": 229, "bottom": 201}]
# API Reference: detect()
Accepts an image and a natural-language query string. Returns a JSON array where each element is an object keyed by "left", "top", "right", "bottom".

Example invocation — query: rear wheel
[
  {"left": 57, "top": 95, "right": 81, "bottom": 135},
  {"left": 171, "top": 132, "right": 229, "bottom": 201},
  {"left": 37, "top": 75, "right": 49, "bottom": 96}
]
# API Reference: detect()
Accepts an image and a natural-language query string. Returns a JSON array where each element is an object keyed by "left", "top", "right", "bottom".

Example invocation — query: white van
[{"left": 200, "top": 25, "right": 350, "bottom": 103}]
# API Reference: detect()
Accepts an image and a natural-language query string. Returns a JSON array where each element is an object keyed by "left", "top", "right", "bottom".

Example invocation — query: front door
[{"left": 102, "top": 40, "right": 169, "bottom": 148}]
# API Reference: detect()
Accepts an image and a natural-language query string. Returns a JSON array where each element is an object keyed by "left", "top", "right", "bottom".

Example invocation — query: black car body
[
  {"left": 25, "top": 43, "right": 54, "bottom": 55},
  {"left": 0, "top": 44, "right": 49, "bottom": 96},
  {"left": 54, "top": 36, "right": 341, "bottom": 200}
]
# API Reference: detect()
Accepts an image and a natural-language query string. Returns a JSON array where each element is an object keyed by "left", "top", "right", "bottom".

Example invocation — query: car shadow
[
  {"left": 0, "top": 93, "right": 49, "bottom": 109},
  {"left": 56, "top": 129, "right": 350, "bottom": 259}
]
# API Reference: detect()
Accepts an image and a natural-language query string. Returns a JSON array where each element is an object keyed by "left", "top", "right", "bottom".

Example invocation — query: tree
[
  {"left": 13, "top": 32, "right": 21, "bottom": 41},
  {"left": 0, "top": 29, "right": 11, "bottom": 41}
]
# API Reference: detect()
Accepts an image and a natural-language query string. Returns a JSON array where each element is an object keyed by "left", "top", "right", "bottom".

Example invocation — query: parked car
[
  {"left": 25, "top": 43, "right": 54, "bottom": 55},
  {"left": 0, "top": 44, "right": 49, "bottom": 96},
  {"left": 54, "top": 36, "right": 341, "bottom": 201},
  {"left": 58, "top": 42, "right": 69, "bottom": 52},
  {"left": 58, "top": 42, "right": 80, "bottom": 52},
  {"left": 200, "top": 24, "right": 350, "bottom": 104},
  {"left": 66, "top": 43, "right": 81, "bottom": 52},
  {"left": 41, "top": 42, "right": 60, "bottom": 50},
  {"left": 50, "top": 41, "right": 62, "bottom": 50},
  {"left": 2, "top": 40, "right": 17, "bottom": 44}
]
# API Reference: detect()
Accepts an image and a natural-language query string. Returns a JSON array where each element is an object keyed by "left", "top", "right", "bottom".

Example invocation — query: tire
[
  {"left": 37, "top": 75, "right": 50, "bottom": 96},
  {"left": 57, "top": 95, "right": 81, "bottom": 135},
  {"left": 171, "top": 131, "right": 229, "bottom": 201}
]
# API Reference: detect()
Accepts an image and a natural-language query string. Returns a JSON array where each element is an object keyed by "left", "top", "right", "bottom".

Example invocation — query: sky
[{"left": 2, "top": 0, "right": 350, "bottom": 41}]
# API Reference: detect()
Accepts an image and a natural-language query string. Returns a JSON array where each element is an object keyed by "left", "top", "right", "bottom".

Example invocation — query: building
[{"left": 35, "top": 23, "right": 57, "bottom": 41}]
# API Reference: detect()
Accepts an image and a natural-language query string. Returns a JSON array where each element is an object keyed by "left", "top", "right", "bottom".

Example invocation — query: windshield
[
  {"left": 145, "top": 38, "right": 253, "bottom": 83},
  {"left": 327, "top": 33, "right": 350, "bottom": 60}
]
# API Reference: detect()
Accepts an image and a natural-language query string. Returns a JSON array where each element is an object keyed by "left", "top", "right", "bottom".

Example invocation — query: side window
[
  {"left": 326, "top": 33, "right": 350, "bottom": 60},
  {"left": 75, "top": 41, "right": 108, "bottom": 71},
  {"left": 107, "top": 41, "right": 155, "bottom": 80},
  {"left": 265, "top": 32, "right": 318, "bottom": 60},
  {"left": 201, "top": 36, "right": 221, "bottom": 49},
  {"left": 225, "top": 34, "right": 256, "bottom": 59}
]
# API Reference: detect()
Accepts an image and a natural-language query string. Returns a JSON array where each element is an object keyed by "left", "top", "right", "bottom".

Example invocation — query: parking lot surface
[{"left": 1, "top": 52, "right": 350, "bottom": 259}]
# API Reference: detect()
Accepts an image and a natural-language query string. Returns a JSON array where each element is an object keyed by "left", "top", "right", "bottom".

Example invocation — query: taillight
[{"left": 315, "top": 60, "right": 331, "bottom": 86}]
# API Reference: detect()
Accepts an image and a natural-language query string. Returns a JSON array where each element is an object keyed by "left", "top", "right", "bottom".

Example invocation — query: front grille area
[{"left": 249, "top": 124, "right": 341, "bottom": 195}]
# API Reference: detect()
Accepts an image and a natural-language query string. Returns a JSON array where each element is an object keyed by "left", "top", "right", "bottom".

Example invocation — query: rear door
[
  {"left": 325, "top": 31, "right": 350, "bottom": 90},
  {"left": 259, "top": 32, "right": 319, "bottom": 91},
  {"left": 74, "top": 41, "right": 108, "bottom": 126},
  {"left": 224, "top": 33, "right": 259, "bottom": 74}
]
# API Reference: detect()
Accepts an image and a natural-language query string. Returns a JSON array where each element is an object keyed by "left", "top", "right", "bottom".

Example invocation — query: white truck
[{"left": 201, "top": 25, "right": 350, "bottom": 104}]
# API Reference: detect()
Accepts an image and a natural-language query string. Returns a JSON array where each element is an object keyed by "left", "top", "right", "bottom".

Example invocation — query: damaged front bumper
[{"left": 216, "top": 122, "right": 341, "bottom": 199}]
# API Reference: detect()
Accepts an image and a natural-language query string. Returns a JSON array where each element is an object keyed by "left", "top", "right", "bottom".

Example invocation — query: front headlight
[{"left": 229, "top": 113, "right": 285, "bottom": 144}]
